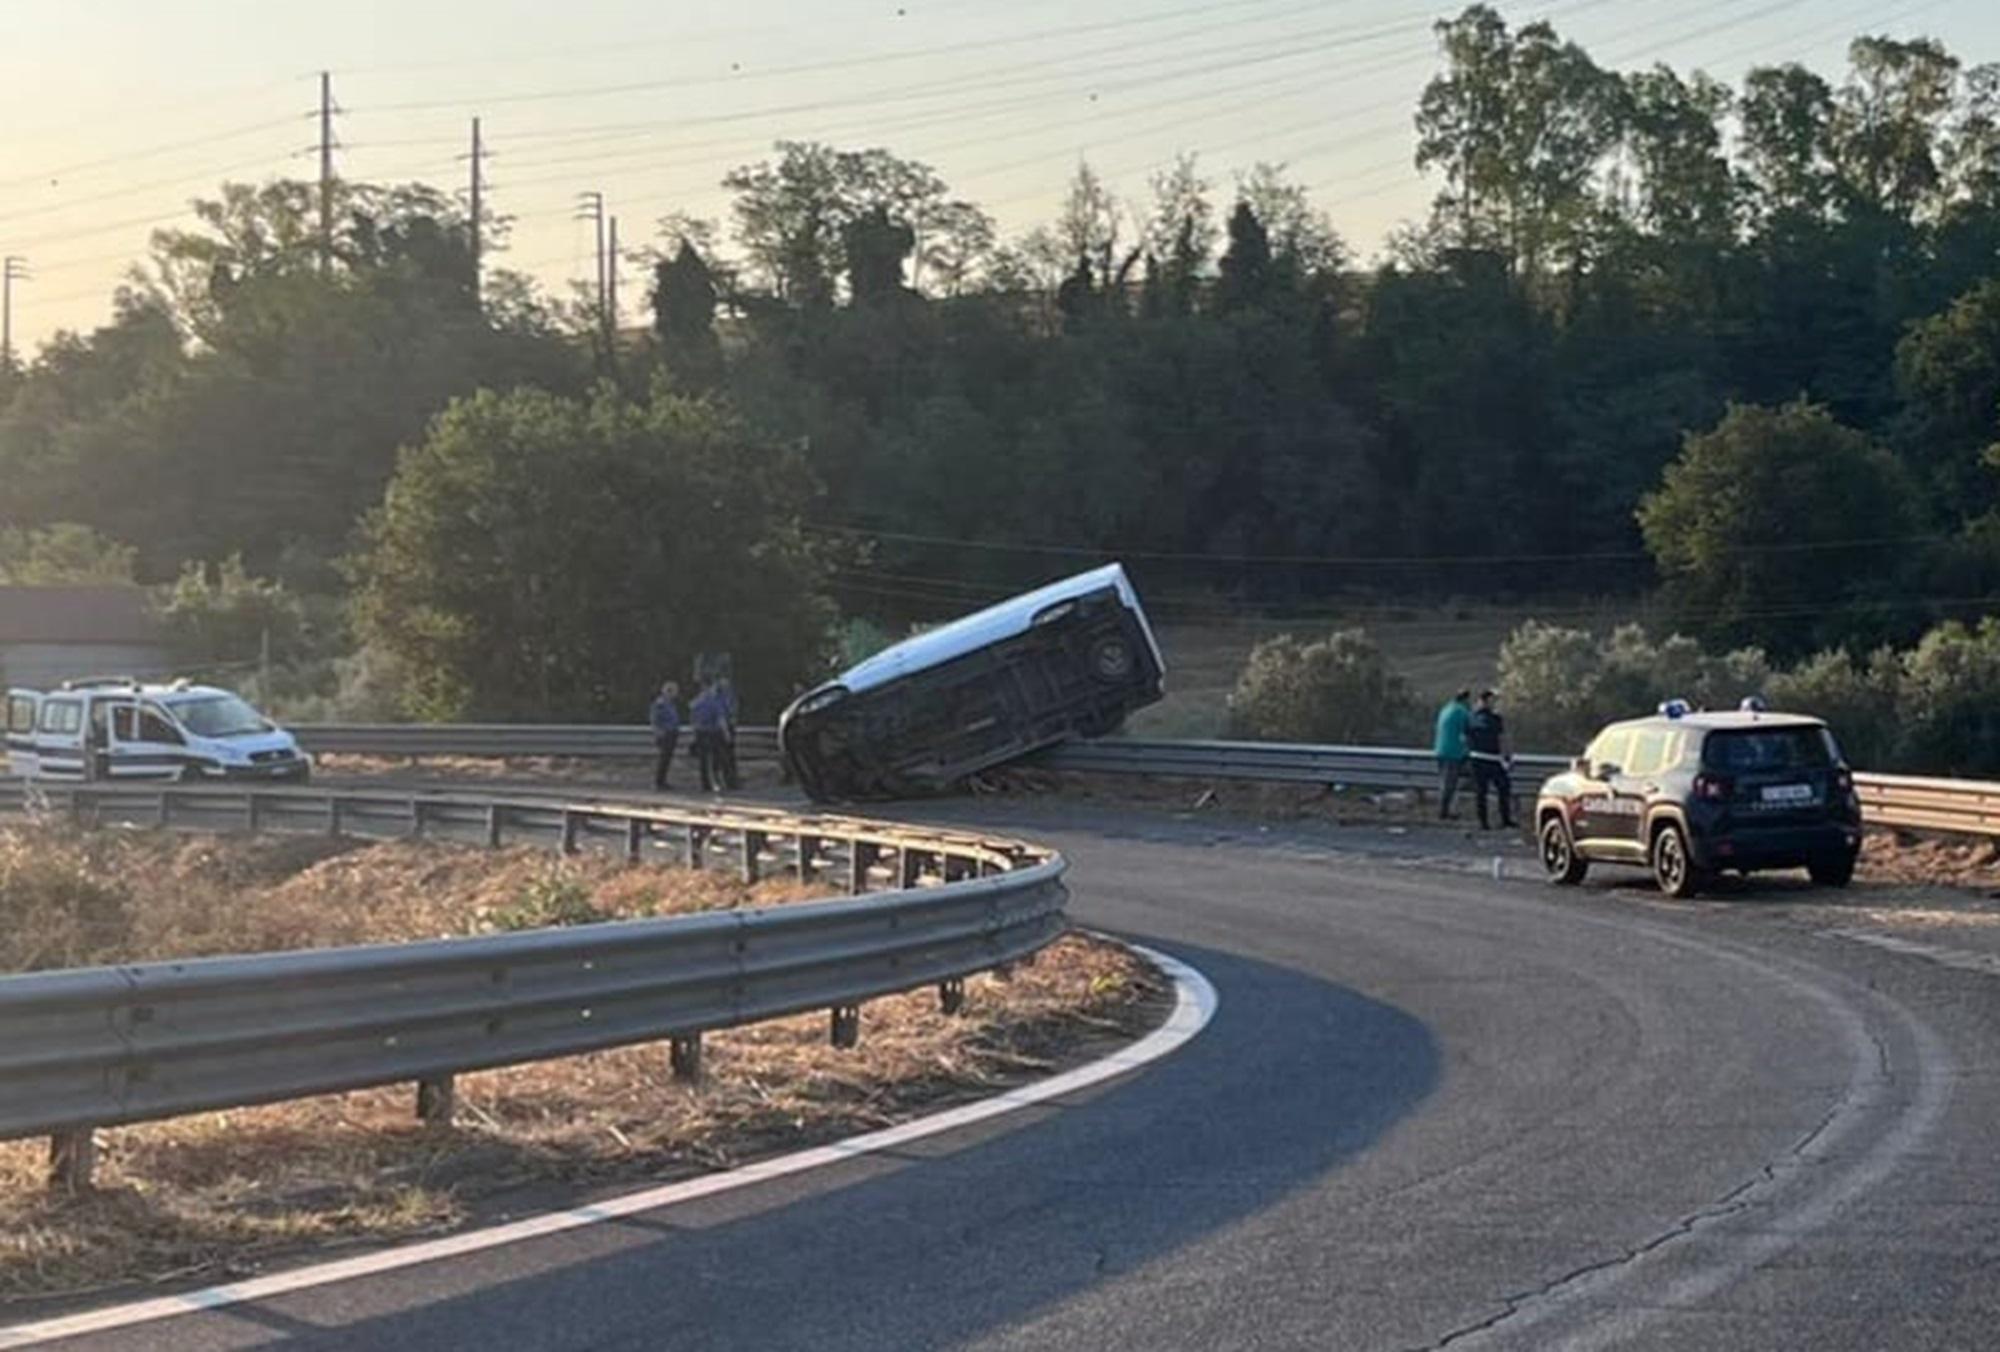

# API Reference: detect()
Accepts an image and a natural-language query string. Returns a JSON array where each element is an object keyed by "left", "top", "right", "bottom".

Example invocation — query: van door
[
  {"left": 33, "top": 696, "right": 87, "bottom": 781},
  {"left": 110, "top": 701, "right": 190, "bottom": 781},
  {"left": 4, "top": 690, "right": 41, "bottom": 778}
]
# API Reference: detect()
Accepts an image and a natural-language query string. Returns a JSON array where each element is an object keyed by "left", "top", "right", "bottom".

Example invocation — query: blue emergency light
[{"left": 1658, "top": 698, "right": 1691, "bottom": 719}]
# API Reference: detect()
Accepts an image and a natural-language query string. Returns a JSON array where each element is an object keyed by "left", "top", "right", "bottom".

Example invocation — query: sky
[{"left": 2, "top": 0, "right": 1997, "bottom": 355}]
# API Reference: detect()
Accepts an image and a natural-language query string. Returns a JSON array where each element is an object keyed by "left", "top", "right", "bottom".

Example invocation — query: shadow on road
[{"left": 249, "top": 941, "right": 1439, "bottom": 1352}]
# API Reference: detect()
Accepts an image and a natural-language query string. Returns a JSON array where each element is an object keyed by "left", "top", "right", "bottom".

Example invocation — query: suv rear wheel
[
  {"left": 1539, "top": 815, "right": 1588, "bottom": 885},
  {"left": 1651, "top": 822, "right": 1706, "bottom": 899},
  {"left": 1808, "top": 852, "right": 1856, "bottom": 888}
]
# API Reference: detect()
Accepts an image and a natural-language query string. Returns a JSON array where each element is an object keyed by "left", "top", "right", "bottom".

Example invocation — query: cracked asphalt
[{"left": 30, "top": 791, "right": 2000, "bottom": 1350}]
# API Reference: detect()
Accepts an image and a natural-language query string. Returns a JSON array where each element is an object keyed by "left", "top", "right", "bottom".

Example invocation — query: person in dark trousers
[
  {"left": 715, "top": 675, "right": 741, "bottom": 791},
  {"left": 648, "top": 681, "right": 681, "bottom": 790},
  {"left": 690, "top": 680, "right": 727, "bottom": 793},
  {"left": 1467, "top": 688, "right": 1516, "bottom": 830},
  {"left": 1433, "top": 688, "right": 1472, "bottom": 820}
]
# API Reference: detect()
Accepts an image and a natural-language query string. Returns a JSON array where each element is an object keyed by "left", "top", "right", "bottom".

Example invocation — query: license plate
[{"left": 1760, "top": 783, "right": 1814, "bottom": 803}]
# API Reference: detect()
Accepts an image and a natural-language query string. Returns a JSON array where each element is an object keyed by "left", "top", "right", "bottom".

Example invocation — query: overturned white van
[{"left": 4, "top": 677, "right": 311, "bottom": 783}]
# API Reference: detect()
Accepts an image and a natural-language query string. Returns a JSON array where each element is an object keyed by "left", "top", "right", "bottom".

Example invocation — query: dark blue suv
[{"left": 1535, "top": 707, "right": 1863, "bottom": 898}]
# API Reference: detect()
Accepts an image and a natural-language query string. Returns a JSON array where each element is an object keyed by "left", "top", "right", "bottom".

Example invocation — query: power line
[{"left": 805, "top": 522, "right": 1957, "bottom": 566}]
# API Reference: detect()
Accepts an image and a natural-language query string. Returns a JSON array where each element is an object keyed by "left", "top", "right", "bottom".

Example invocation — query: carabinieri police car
[{"left": 1534, "top": 700, "right": 1863, "bottom": 898}]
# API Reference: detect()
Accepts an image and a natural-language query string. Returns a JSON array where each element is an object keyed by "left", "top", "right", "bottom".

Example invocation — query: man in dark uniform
[
  {"left": 1467, "top": 688, "right": 1516, "bottom": 830},
  {"left": 648, "top": 681, "right": 681, "bottom": 790}
]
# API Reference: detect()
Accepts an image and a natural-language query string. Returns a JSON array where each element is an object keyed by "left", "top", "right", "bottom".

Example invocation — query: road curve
[{"left": 21, "top": 796, "right": 2000, "bottom": 1350}]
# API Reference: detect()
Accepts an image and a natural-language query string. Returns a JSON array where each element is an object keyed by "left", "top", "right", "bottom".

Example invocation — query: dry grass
[
  {"left": 0, "top": 935, "right": 1154, "bottom": 1305},
  {"left": 0, "top": 826, "right": 1160, "bottom": 1305}
]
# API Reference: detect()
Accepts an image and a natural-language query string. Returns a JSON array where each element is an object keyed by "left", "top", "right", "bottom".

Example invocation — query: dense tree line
[{"left": 2, "top": 6, "right": 1998, "bottom": 716}]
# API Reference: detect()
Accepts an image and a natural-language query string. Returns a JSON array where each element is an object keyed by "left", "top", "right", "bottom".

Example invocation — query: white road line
[{"left": 0, "top": 941, "right": 1216, "bottom": 1350}]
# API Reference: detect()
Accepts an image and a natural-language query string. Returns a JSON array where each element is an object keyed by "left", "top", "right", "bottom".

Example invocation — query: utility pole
[
  {"left": 576, "top": 191, "right": 606, "bottom": 335},
  {"left": 318, "top": 71, "right": 337, "bottom": 277},
  {"left": 606, "top": 215, "right": 620, "bottom": 339},
  {"left": 466, "top": 117, "right": 485, "bottom": 311},
  {"left": 1, "top": 257, "right": 27, "bottom": 371}
]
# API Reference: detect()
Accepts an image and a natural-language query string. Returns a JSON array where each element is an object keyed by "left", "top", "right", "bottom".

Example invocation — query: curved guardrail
[
  {"left": 0, "top": 783, "right": 1066, "bottom": 1187},
  {"left": 291, "top": 724, "right": 2000, "bottom": 841}
]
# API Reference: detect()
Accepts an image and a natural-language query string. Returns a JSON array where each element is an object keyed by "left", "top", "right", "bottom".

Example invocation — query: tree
[
  {"left": 1637, "top": 401, "right": 1918, "bottom": 654},
  {"left": 1213, "top": 202, "right": 1274, "bottom": 314},
  {"left": 650, "top": 241, "right": 723, "bottom": 391},
  {"left": 0, "top": 524, "right": 137, "bottom": 584},
  {"left": 1613, "top": 66, "right": 1737, "bottom": 247},
  {"left": 1416, "top": 5, "right": 1621, "bottom": 275},
  {"left": 1832, "top": 36, "right": 1959, "bottom": 222},
  {"left": 1894, "top": 276, "right": 2000, "bottom": 515},
  {"left": 1739, "top": 64, "right": 1839, "bottom": 223},
  {"left": 721, "top": 142, "right": 988, "bottom": 303},
  {"left": 155, "top": 555, "right": 307, "bottom": 683},
  {"left": 351, "top": 383, "right": 830, "bottom": 721}
]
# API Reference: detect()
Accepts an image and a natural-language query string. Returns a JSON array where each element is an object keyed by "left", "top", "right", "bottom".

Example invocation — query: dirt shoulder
[{"left": 0, "top": 826, "right": 1165, "bottom": 1309}]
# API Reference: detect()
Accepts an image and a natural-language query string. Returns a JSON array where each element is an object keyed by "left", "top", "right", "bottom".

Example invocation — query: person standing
[
  {"left": 1467, "top": 688, "right": 1516, "bottom": 830},
  {"left": 648, "top": 681, "right": 681, "bottom": 791},
  {"left": 690, "top": 680, "right": 727, "bottom": 793},
  {"left": 715, "top": 674, "right": 741, "bottom": 791},
  {"left": 1433, "top": 688, "right": 1472, "bottom": 821}
]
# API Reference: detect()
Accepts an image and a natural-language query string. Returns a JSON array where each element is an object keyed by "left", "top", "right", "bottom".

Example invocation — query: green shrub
[
  {"left": 485, "top": 871, "right": 610, "bottom": 932},
  {"left": 1227, "top": 628, "right": 1416, "bottom": 744},
  {"left": 1497, "top": 620, "right": 1771, "bottom": 752},
  {"left": 1897, "top": 619, "right": 2000, "bottom": 775},
  {"left": 1767, "top": 648, "right": 1902, "bottom": 769}
]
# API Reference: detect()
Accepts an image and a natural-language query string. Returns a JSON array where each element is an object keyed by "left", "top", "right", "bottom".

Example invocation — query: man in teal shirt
[{"left": 1433, "top": 688, "right": 1472, "bottom": 821}]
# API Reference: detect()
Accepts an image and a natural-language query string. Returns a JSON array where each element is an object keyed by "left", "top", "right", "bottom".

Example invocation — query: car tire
[
  {"left": 1808, "top": 852, "right": 1856, "bottom": 888},
  {"left": 1651, "top": 822, "right": 1706, "bottom": 899},
  {"left": 1539, "top": 815, "right": 1588, "bottom": 885}
]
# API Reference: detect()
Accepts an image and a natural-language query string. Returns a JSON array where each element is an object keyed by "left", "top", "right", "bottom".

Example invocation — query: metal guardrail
[
  {"left": 292, "top": 724, "right": 2000, "bottom": 840},
  {"left": 1037, "top": 738, "right": 1569, "bottom": 792},
  {"left": 0, "top": 783, "right": 1065, "bottom": 1186},
  {"left": 295, "top": 723, "right": 780, "bottom": 760}
]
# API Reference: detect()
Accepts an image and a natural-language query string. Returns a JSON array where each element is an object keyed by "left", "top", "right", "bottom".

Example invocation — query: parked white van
[{"left": 3, "top": 677, "right": 311, "bottom": 783}]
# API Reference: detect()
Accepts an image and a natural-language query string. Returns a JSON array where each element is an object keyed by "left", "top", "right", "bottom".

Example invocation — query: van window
[
  {"left": 6, "top": 696, "right": 34, "bottom": 734},
  {"left": 38, "top": 700, "right": 81, "bottom": 735},
  {"left": 139, "top": 705, "right": 183, "bottom": 744},
  {"left": 112, "top": 705, "right": 139, "bottom": 741}
]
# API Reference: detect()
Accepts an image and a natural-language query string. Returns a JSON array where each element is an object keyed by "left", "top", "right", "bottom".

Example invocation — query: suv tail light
[
  {"left": 1833, "top": 769, "right": 1854, "bottom": 793},
  {"left": 1694, "top": 773, "right": 1733, "bottom": 802}
]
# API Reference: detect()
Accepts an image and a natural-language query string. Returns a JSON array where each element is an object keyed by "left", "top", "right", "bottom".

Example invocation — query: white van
[
  {"left": 779, "top": 563, "right": 1166, "bottom": 801},
  {"left": 2, "top": 678, "right": 311, "bottom": 783}
]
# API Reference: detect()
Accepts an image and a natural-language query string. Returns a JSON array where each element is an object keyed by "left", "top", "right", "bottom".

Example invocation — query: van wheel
[
  {"left": 1652, "top": 823, "right": 1706, "bottom": 899},
  {"left": 1539, "top": 815, "right": 1588, "bottom": 885},
  {"left": 1809, "top": 852, "right": 1856, "bottom": 888}
]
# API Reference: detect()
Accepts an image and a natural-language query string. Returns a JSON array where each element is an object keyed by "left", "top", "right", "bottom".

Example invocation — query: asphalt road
[{"left": 32, "top": 794, "right": 2000, "bottom": 1350}]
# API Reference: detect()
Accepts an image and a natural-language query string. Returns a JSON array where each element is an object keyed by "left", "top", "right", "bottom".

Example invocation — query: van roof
[
  {"left": 44, "top": 678, "right": 237, "bottom": 702},
  {"left": 831, "top": 563, "right": 1164, "bottom": 696}
]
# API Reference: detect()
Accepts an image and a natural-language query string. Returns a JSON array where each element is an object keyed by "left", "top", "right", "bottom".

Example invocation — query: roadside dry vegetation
[{"left": 0, "top": 824, "right": 1159, "bottom": 1305}]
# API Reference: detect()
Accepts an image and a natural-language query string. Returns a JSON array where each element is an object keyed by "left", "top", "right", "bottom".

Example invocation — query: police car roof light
[{"left": 1658, "top": 698, "right": 1691, "bottom": 719}]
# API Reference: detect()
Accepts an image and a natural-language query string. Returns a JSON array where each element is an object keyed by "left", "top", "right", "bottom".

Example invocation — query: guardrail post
[
  {"left": 328, "top": 797, "right": 343, "bottom": 837},
  {"left": 246, "top": 793, "right": 262, "bottom": 833},
  {"left": 830, "top": 1005, "right": 861, "bottom": 1049},
  {"left": 560, "top": 810, "right": 581, "bottom": 855},
  {"left": 48, "top": 1129, "right": 96, "bottom": 1192},
  {"left": 416, "top": 1076, "right": 456, "bottom": 1128},
  {"left": 670, "top": 1034, "right": 703, "bottom": 1083},
  {"left": 797, "top": 835, "right": 820, "bottom": 882},
  {"left": 625, "top": 818, "right": 645, "bottom": 863},
  {"left": 742, "top": 831, "right": 766, "bottom": 883},
  {"left": 486, "top": 803, "right": 504, "bottom": 849},
  {"left": 688, "top": 826, "right": 709, "bottom": 871},
  {"left": 409, "top": 798, "right": 425, "bottom": 840},
  {"left": 850, "top": 842, "right": 878, "bottom": 895},
  {"left": 156, "top": 791, "right": 169, "bottom": 830},
  {"left": 899, "top": 849, "right": 925, "bottom": 889},
  {"left": 939, "top": 979, "right": 966, "bottom": 1015}
]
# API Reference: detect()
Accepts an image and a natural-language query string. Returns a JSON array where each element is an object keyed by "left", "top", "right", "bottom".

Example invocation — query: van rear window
[{"left": 1702, "top": 727, "right": 1837, "bottom": 772}]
